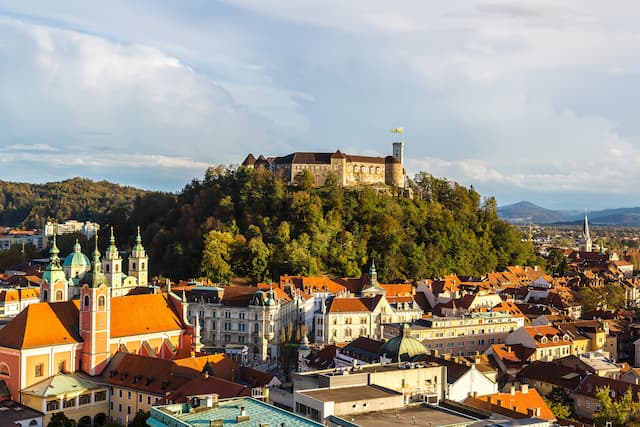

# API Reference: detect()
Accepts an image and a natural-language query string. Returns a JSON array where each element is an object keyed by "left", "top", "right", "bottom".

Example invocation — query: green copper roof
[
  {"left": 132, "top": 226, "right": 145, "bottom": 254},
  {"left": 63, "top": 240, "right": 91, "bottom": 267},
  {"left": 379, "top": 323, "right": 427, "bottom": 362},
  {"left": 105, "top": 226, "right": 119, "bottom": 258}
]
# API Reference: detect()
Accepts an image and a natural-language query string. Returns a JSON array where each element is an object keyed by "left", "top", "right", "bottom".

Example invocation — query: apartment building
[{"left": 385, "top": 312, "right": 523, "bottom": 356}]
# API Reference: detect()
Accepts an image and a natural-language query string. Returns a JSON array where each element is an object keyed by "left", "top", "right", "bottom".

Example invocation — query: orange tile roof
[
  {"left": 328, "top": 296, "right": 381, "bottom": 313},
  {"left": 0, "top": 293, "right": 185, "bottom": 349},
  {"left": 173, "top": 353, "right": 238, "bottom": 381},
  {"left": 524, "top": 325, "right": 569, "bottom": 347},
  {"left": 380, "top": 284, "right": 413, "bottom": 296},
  {"left": 0, "top": 301, "right": 82, "bottom": 349},
  {"left": 0, "top": 288, "right": 40, "bottom": 303},
  {"left": 465, "top": 388, "right": 555, "bottom": 421},
  {"left": 110, "top": 294, "right": 185, "bottom": 337}
]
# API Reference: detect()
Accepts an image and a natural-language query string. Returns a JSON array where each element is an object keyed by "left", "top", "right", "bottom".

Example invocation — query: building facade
[{"left": 242, "top": 143, "right": 404, "bottom": 188}]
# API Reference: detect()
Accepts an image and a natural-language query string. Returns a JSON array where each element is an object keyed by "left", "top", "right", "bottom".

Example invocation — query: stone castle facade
[{"left": 242, "top": 143, "right": 405, "bottom": 188}]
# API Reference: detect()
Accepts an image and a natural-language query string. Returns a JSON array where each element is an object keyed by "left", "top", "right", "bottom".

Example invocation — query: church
[{"left": 0, "top": 228, "right": 196, "bottom": 424}]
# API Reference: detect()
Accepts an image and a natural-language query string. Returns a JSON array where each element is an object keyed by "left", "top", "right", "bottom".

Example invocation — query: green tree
[
  {"left": 546, "top": 248, "right": 569, "bottom": 276},
  {"left": 48, "top": 413, "right": 74, "bottom": 427},
  {"left": 200, "top": 230, "right": 235, "bottom": 282},
  {"left": 129, "top": 410, "right": 150, "bottom": 427},
  {"left": 593, "top": 386, "right": 640, "bottom": 427}
]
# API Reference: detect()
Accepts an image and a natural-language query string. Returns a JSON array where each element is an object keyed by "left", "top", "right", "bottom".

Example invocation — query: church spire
[
  {"left": 106, "top": 226, "right": 119, "bottom": 259},
  {"left": 48, "top": 230, "right": 61, "bottom": 269},
  {"left": 582, "top": 209, "right": 592, "bottom": 252}
]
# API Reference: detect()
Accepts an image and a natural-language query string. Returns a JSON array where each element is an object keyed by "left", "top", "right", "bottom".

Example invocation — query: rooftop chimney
[
  {"left": 521, "top": 384, "right": 529, "bottom": 394},
  {"left": 510, "top": 385, "right": 516, "bottom": 396}
]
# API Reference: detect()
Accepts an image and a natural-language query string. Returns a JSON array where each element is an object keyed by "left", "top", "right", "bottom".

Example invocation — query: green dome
[
  {"left": 63, "top": 241, "right": 91, "bottom": 267},
  {"left": 379, "top": 324, "right": 427, "bottom": 362}
]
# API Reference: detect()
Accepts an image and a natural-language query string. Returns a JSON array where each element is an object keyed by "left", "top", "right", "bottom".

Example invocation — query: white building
[{"left": 44, "top": 220, "right": 100, "bottom": 239}]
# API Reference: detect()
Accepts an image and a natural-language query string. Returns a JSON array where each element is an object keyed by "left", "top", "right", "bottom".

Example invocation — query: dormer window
[
  {"left": 540, "top": 337, "right": 548, "bottom": 344},
  {"left": 552, "top": 336, "right": 559, "bottom": 343}
]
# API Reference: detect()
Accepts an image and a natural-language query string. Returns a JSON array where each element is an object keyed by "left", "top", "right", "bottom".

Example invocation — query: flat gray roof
[
  {"left": 300, "top": 385, "right": 400, "bottom": 403},
  {"left": 343, "top": 405, "right": 477, "bottom": 427}
]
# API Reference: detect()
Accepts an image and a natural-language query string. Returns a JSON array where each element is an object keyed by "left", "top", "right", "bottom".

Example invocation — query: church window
[
  {"left": 56, "top": 290, "right": 63, "bottom": 302},
  {"left": 106, "top": 265, "right": 110, "bottom": 273},
  {"left": 98, "top": 295, "right": 106, "bottom": 310},
  {"left": 132, "top": 262, "right": 136, "bottom": 270},
  {"left": 42, "top": 290, "right": 48, "bottom": 301},
  {"left": 84, "top": 296, "right": 90, "bottom": 308},
  {"left": 141, "top": 263, "right": 145, "bottom": 270},
  {"left": 115, "top": 264, "right": 119, "bottom": 273}
]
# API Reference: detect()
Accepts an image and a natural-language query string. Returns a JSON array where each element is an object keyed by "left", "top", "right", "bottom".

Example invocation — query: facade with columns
[{"left": 0, "top": 228, "right": 194, "bottom": 425}]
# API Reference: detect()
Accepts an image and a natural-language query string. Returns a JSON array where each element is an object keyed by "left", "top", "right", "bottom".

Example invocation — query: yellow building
[{"left": 20, "top": 373, "right": 108, "bottom": 425}]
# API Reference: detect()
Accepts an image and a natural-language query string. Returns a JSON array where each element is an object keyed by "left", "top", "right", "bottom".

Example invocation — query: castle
[{"left": 241, "top": 142, "right": 405, "bottom": 188}]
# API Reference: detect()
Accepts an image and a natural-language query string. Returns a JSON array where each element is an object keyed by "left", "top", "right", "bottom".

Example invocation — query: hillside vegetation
[
  {"left": 118, "top": 167, "right": 539, "bottom": 282},
  {"left": 0, "top": 177, "right": 147, "bottom": 228}
]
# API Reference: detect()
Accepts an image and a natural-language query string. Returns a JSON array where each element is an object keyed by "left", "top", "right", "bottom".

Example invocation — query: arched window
[
  {"left": 43, "top": 290, "right": 48, "bottom": 301},
  {"left": 360, "top": 166, "right": 365, "bottom": 173},
  {"left": 56, "top": 290, "right": 63, "bottom": 301},
  {"left": 254, "top": 323, "right": 259, "bottom": 333},
  {"left": 141, "top": 263, "right": 145, "bottom": 270},
  {"left": 98, "top": 295, "right": 106, "bottom": 310},
  {"left": 29, "top": 420, "right": 38, "bottom": 426},
  {"left": 0, "top": 363, "right": 9, "bottom": 376},
  {"left": 105, "top": 264, "right": 110, "bottom": 273},
  {"left": 132, "top": 262, "right": 136, "bottom": 270},
  {"left": 115, "top": 264, "right": 119, "bottom": 273},
  {"left": 84, "top": 295, "right": 90, "bottom": 308},
  {"left": 353, "top": 165, "right": 358, "bottom": 173},
  {"left": 369, "top": 166, "right": 373, "bottom": 174}
]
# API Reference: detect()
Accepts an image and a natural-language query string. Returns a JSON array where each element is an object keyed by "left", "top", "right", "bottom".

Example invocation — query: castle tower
[
  {"left": 128, "top": 227, "right": 148, "bottom": 287},
  {"left": 103, "top": 227, "right": 123, "bottom": 295},
  {"left": 80, "top": 235, "right": 111, "bottom": 376},
  {"left": 581, "top": 210, "right": 592, "bottom": 252},
  {"left": 41, "top": 232, "right": 68, "bottom": 302}
]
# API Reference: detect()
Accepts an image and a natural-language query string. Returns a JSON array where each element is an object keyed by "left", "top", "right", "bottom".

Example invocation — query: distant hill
[
  {"left": 497, "top": 201, "right": 568, "bottom": 224},
  {"left": 0, "top": 177, "right": 148, "bottom": 228},
  {"left": 499, "top": 201, "right": 640, "bottom": 226}
]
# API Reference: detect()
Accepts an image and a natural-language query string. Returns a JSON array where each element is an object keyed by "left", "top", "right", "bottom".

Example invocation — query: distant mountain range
[{"left": 498, "top": 201, "right": 640, "bottom": 226}]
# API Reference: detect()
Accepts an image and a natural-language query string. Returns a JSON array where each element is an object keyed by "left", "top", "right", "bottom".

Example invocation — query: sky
[{"left": 1, "top": 1, "right": 640, "bottom": 210}]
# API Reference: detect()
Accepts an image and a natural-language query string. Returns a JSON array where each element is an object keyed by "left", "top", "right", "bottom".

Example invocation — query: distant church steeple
[
  {"left": 361, "top": 259, "right": 386, "bottom": 297},
  {"left": 582, "top": 209, "right": 592, "bottom": 252},
  {"left": 128, "top": 226, "right": 148, "bottom": 287}
]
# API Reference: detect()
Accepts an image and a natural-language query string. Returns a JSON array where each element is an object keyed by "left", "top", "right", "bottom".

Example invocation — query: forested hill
[
  {"left": 118, "top": 166, "right": 539, "bottom": 282},
  {"left": 0, "top": 177, "right": 148, "bottom": 228}
]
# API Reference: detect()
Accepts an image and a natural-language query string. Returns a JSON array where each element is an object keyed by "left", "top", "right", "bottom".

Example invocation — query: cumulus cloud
[{"left": 0, "top": 18, "right": 306, "bottom": 189}]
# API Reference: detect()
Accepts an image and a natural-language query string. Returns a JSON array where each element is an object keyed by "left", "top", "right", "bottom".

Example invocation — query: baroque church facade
[
  {"left": 0, "top": 228, "right": 195, "bottom": 424},
  {"left": 40, "top": 227, "right": 149, "bottom": 303}
]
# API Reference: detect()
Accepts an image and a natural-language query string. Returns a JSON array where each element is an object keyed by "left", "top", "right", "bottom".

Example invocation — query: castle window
[
  {"left": 376, "top": 167, "right": 380, "bottom": 174},
  {"left": 98, "top": 295, "right": 106, "bottom": 310},
  {"left": 353, "top": 165, "right": 358, "bottom": 173},
  {"left": 360, "top": 166, "right": 365, "bottom": 173},
  {"left": 369, "top": 166, "right": 373, "bottom": 174}
]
